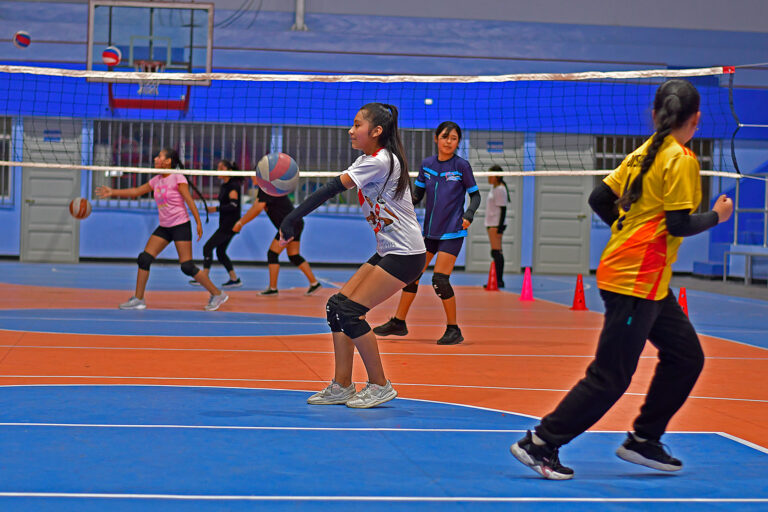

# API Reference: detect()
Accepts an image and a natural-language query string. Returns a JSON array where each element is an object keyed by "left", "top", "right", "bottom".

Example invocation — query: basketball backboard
[{"left": 86, "top": 0, "right": 213, "bottom": 85}]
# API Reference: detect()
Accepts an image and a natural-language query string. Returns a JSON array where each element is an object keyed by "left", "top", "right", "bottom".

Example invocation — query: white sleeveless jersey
[{"left": 343, "top": 149, "right": 426, "bottom": 256}]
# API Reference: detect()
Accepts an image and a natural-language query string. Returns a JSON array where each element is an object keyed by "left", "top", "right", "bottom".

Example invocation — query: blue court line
[
  {"left": 0, "top": 309, "right": 330, "bottom": 337},
  {"left": 0, "top": 386, "right": 764, "bottom": 512}
]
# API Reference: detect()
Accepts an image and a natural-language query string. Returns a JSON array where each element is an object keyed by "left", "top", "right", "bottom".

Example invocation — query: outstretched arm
[
  {"left": 96, "top": 182, "right": 152, "bottom": 199},
  {"left": 279, "top": 175, "right": 353, "bottom": 244},
  {"left": 233, "top": 199, "right": 265, "bottom": 233}
]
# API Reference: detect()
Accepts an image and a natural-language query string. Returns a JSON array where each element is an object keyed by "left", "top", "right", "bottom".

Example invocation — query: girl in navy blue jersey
[
  {"left": 191, "top": 160, "right": 243, "bottom": 288},
  {"left": 373, "top": 121, "right": 481, "bottom": 345}
]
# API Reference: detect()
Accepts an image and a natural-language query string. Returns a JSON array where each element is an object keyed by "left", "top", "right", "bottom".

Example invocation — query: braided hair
[
  {"left": 360, "top": 103, "right": 411, "bottom": 200},
  {"left": 617, "top": 80, "right": 700, "bottom": 211}
]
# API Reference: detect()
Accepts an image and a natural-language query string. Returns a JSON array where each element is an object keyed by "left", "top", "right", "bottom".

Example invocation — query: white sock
[
  {"left": 632, "top": 432, "right": 647, "bottom": 443},
  {"left": 531, "top": 433, "right": 547, "bottom": 446}
]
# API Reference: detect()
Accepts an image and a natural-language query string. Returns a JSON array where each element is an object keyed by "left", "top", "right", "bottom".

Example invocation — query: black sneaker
[
  {"left": 510, "top": 430, "right": 574, "bottom": 480},
  {"left": 305, "top": 282, "right": 322, "bottom": 296},
  {"left": 222, "top": 278, "right": 243, "bottom": 288},
  {"left": 616, "top": 432, "right": 682, "bottom": 471},
  {"left": 436, "top": 326, "right": 464, "bottom": 345},
  {"left": 260, "top": 288, "right": 278, "bottom": 296},
  {"left": 373, "top": 317, "right": 408, "bottom": 336}
]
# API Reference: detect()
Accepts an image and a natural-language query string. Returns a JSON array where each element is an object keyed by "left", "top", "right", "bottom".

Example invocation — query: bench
[{"left": 723, "top": 246, "right": 768, "bottom": 285}]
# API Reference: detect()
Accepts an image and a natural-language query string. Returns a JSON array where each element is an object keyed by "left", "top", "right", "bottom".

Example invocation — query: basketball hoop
[{"left": 134, "top": 59, "right": 165, "bottom": 95}]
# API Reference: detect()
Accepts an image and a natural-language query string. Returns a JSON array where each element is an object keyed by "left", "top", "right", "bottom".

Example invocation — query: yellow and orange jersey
[{"left": 597, "top": 134, "right": 701, "bottom": 300}]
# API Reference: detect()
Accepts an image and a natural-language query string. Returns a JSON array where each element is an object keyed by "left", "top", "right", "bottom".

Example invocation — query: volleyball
[
  {"left": 13, "top": 31, "right": 30, "bottom": 49},
  {"left": 101, "top": 46, "right": 122, "bottom": 66},
  {"left": 68, "top": 197, "right": 92, "bottom": 219},
  {"left": 255, "top": 152, "right": 300, "bottom": 197}
]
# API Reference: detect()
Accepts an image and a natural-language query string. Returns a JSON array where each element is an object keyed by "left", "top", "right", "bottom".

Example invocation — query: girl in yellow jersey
[{"left": 511, "top": 79, "right": 733, "bottom": 480}]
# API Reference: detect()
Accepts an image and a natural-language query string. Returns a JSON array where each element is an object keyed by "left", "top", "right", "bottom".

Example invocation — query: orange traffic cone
[
  {"left": 570, "top": 274, "right": 588, "bottom": 311},
  {"left": 519, "top": 267, "right": 534, "bottom": 301},
  {"left": 485, "top": 261, "right": 499, "bottom": 291},
  {"left": 678, "top": 287, "right": 688, "bottom": 316}
]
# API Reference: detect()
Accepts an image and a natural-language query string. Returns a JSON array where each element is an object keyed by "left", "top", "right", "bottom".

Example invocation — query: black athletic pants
[
  {"left": 203, "top": 228, "right": 236, "bottom": 272},
  {"left": 535, "top": 288, "right": 704, "bottom": 446}
]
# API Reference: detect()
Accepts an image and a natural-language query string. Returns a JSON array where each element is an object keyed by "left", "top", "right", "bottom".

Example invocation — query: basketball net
[{"left": 134, "top": 60, "right": 164, "bottom": 95}]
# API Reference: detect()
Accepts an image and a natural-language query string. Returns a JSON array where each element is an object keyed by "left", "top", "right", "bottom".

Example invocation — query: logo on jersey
[
  {"left": 359, "top": 190, "right": 399, "bottom": 233},
  {"left": 444, "top": 170, "right": 462, "bottom": 182}
]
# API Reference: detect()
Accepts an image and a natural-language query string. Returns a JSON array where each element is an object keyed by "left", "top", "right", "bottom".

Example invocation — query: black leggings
[
  {"left": 203, "top": 228, "right": 236, "bottom": 272},
  {"left": 535, "top": 288, "right": 704, "bottom": 446}
]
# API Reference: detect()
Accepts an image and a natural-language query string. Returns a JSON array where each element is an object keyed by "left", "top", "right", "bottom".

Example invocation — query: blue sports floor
[{"left": 0, "top": 261, "right": 766, "bottom": 511}]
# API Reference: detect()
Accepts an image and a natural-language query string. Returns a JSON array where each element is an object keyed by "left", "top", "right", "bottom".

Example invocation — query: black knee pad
[
  {"left": 180, "top": 260, "right": 199, "bottom": 277},
  {"left": 402, "top": 272, "right": 422, "bottom": 293},
  {"left": 288, "top": 253, "right": 306, "bottom": 267},
  {"left": 137, "top": 251, "right": 154, "bottom": 271},
  {"left": 267, "top": 250, "right": 279, "bottom": 264},
  {"left": 336, "top": 299, "right": 371, "bottom": 339},
  {"left": 432, "top": 272, "right": 454, "bottom": 299},
  {"left": 325, "top": 293, "right": 346, "bottom": 332}
]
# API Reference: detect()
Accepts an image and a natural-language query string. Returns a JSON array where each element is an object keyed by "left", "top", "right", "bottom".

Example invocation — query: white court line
[
  {"left": 0, "top": 493, "right": 764, "bottom": 503},
  {"left": 0, "top": 344, "right": 764, "bottom": 361},
  {"left": 717, "top": 432, "right": 768, "bottom": 455},
  {"left": 0, "top": 375, "right": 764, "bottom": 403},
  {"left": 0, "top": 422, "right": 529, "bottom": 432}
]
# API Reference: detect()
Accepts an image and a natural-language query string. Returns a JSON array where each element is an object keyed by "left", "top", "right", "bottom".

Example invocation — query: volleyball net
[{"left": 0, "top": 64, "right": 745, "bottom": 206}]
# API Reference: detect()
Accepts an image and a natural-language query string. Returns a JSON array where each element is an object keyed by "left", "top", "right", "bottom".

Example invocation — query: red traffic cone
[
  {"left": 519, "top": 267, "right": 534, "bottom": 301},
  {"left": 485, "top": 262, "right": 499, "bottom": 291},
  {"left": 678, "top": 287, "right": 688, "bottom": 317},
  {"left": 570, "top": 274, "right": 588, "bottom": 311}
]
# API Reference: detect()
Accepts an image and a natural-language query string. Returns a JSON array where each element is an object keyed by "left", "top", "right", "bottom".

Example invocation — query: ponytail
[
  {"left": 162, "top": 147, "right": 210, "bottom": 223},
  {"left": 488, "top": 164, "right": 510, "bottom": 202},
  {"left": 360, "top": 102, "right": 410, "bottom": 200},
  {"left": 617, "top": 80, "right": 700, "bottom": 211}
]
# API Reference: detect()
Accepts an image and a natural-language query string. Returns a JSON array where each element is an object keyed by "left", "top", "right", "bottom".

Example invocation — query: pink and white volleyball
[{"left": 255, "top": 153, "right": 300, "bottom": 197}]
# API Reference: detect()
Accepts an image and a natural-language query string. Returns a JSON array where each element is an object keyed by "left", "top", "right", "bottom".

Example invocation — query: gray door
[
  {"left": 20, "top": 118, "right": 82, "bottom": 262},
  {"left": 465, "top": 132, "right": 523, "bottom": 273},
  {"left": 533, "top": 134, "right": 593, "bottom": 274}
]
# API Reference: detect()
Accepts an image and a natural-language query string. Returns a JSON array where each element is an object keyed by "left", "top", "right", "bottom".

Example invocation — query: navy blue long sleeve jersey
[{"left": 413, "top": 154, "right": 479, "bottom": 240}]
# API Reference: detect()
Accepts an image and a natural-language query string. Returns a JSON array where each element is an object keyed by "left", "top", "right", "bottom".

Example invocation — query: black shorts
[
  {"left": 152, "top": 221, "right": 192, "bottom": 242},
  {"left": 273, "top": 219, "right": 304, "bottom": 242},
  {"left": 367, "top": 252, "right": 426, "bottom": 284},
  {"left": 424, "top": 237, "right": 464, "bottom": 257}
]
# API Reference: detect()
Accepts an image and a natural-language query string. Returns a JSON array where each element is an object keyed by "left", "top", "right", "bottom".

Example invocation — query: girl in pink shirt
[{"left": 96, "top": 148, "right": 228, "bottom": 311}]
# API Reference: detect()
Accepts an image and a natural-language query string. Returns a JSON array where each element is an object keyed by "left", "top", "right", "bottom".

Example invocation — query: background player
[
  {"left": 96, "top": 148, "right": 229, "bottom": 311},
  {"left": 233, "top": 180, "right": 321, "bottom": 296},
  {"left": 373, "top": 121, "right": 481, "bottom": 345}
]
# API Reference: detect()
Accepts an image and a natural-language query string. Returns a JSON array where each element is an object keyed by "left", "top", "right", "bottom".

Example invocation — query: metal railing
[{"left": 732, "top": 172, "right": 768, "bottom": 247}]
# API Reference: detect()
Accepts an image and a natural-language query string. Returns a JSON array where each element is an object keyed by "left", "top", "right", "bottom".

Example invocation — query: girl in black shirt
[
  {"left": 234, "top": 183, "right": 321, "bottom": 296},
  {"left": 192, "top": 160, "right": 243, "bottom": 288}
]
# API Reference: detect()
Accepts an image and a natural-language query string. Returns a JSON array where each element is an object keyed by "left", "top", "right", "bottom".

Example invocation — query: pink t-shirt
[{"left": 149, "top": 173, "right": 190, "bottom": 227}]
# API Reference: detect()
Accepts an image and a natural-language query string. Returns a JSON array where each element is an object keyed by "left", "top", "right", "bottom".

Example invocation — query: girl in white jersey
[
  {"left": 484, "top": 165, "right": 510, "bottom": 289},
  {"left": 279, "top": 103, "right": 427, "bottom": 408}
]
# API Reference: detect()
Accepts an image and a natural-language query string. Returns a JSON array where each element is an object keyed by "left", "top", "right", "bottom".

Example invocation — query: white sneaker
[
  {"left": 345, "top": 380, "right": 397, "bottom": 408},
  {"left": 205, "top": 292, "right": 229, "bottom": 311},
  {"left": 119, "top": 297, "right": 146, "bottom": 310},
  {"left": 307, "top": 381, "right": 357, "bottom": 405}
]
